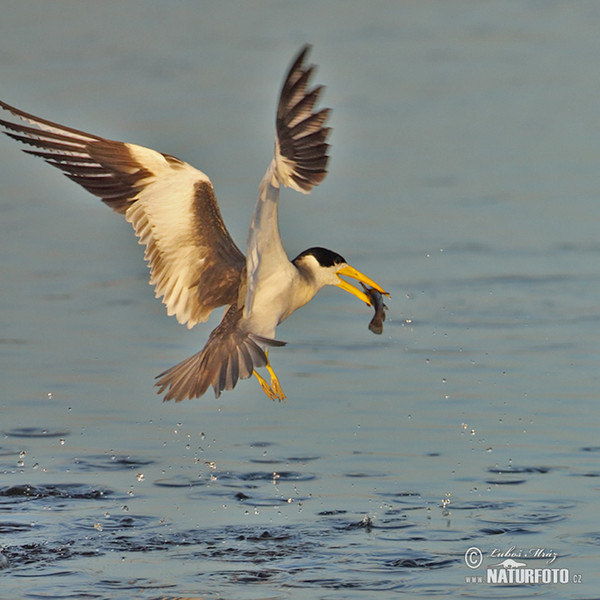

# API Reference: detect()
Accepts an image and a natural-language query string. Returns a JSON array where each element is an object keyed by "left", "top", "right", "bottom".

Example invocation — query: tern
[{"left": 0, "top": 45, "right": 388, "bottom": 402}]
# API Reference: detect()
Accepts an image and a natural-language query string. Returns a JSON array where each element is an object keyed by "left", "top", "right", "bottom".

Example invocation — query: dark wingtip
[{"left": 275, "top": 46, "right": 332, "bottom": 193}]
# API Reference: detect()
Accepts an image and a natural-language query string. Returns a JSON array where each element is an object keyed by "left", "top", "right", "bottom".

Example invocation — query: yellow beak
[{"left": 336, "top": 264, "right": 389, "bottom": 306}]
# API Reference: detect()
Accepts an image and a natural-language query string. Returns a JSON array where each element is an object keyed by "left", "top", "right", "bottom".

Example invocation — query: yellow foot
[
  {"left": 253, "top": 351, "right": 286, "bottom": 402},
  {"left": 253, "top": 367, "right": 286, "bottom": 402},
  {"left": 267, "top": 364, "right": 286, "bottom": 402},
  {"left": 253, "top": 370, "right": 278, "bottom": 401}
]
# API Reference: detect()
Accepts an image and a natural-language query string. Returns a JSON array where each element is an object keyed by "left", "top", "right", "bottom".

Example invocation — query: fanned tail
[{"left": 155, "top": 305, "right": 286, "bottom": 401}]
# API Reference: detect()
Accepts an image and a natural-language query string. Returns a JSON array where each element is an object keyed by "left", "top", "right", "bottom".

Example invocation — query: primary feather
[{"left": 0, "top": 101, "right": 245, "bottom": 328}]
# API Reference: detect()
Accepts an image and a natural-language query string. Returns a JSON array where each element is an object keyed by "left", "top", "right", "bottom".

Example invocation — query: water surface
[{"left": 1, "top": 2, "right": 599, "bottom": 598}]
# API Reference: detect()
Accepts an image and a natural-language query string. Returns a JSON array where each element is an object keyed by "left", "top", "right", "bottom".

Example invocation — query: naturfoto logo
[{"left": 463, "top": 546, "right": 583, "bottom": 586}]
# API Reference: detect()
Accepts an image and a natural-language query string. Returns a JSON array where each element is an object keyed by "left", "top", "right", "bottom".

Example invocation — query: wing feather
[
  {"left": 274, "top": 45, "right": 332, "bottom": 193},
  {"left": 0, "top": 100, "right": 245, "bottom": 327},
  {"left": 245, "top": 45, "right": 332, "bottom": 317}
]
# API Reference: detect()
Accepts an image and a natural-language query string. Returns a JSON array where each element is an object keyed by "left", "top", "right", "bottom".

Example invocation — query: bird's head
[{"left": 292, "top": 247, "right": 388, "bottom": 305}]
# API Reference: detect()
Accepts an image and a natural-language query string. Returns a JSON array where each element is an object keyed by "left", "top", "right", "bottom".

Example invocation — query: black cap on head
[{"left": 293, "top": 247, "right": 346, "bottom": 268}]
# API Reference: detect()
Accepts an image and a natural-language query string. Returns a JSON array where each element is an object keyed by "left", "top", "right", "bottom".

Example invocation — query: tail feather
[{"left": 155, "top": 306, "right": 286, "bottom": 401}]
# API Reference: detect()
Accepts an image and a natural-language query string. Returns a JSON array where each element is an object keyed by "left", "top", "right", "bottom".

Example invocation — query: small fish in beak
[{"left": 361, "top": 283, "right": 388, "bottom": 335}]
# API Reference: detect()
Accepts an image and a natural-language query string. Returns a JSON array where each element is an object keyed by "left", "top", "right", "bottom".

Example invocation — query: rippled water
[
  {"left": 1, "top": 423, "right": 598, "bottom": 598},
  {"left": 2, "top": 2, "right": 600, "bottom": 599}
]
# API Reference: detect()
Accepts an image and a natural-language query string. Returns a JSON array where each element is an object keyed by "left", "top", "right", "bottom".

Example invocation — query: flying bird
[{"left": 0, "top": 45, "right": 388, "bottom": 402}]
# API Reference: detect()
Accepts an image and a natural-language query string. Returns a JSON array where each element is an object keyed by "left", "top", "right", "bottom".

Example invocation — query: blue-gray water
[{"left": 1, "top": 2, "right": 599, "bottom": 598}]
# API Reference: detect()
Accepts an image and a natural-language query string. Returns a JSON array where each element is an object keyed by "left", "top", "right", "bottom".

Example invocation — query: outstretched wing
[
  {"left": 0, "top": 100, "right": 245, "bottom": 327},
  {"left": 245, "top": 45, "right": 332, "bottom": 317},
  {"left": 274, "top": 44, "right": 331, "bottom": 193}
]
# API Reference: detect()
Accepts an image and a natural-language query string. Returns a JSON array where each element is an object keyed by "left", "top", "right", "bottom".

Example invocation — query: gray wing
[
  {"left": 245, "top": 45, "right": 332, "bottom": 316},
  {"left": 0, "top": 100, "right": 245, "bottom": 327}
]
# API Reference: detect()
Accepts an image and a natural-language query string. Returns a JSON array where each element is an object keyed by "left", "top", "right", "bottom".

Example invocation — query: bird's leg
[
  {"left": 253, "top": 369, "right": 277, "bottom": 400},
  {"left": 266, "top": 364, "right": 286, "bottom": 401},
  {"left": 265, "top": 352, "right": 286, "bottom": 402},
  {"left": 252, "top": 352, "right": 286, "bottom": 402}
]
